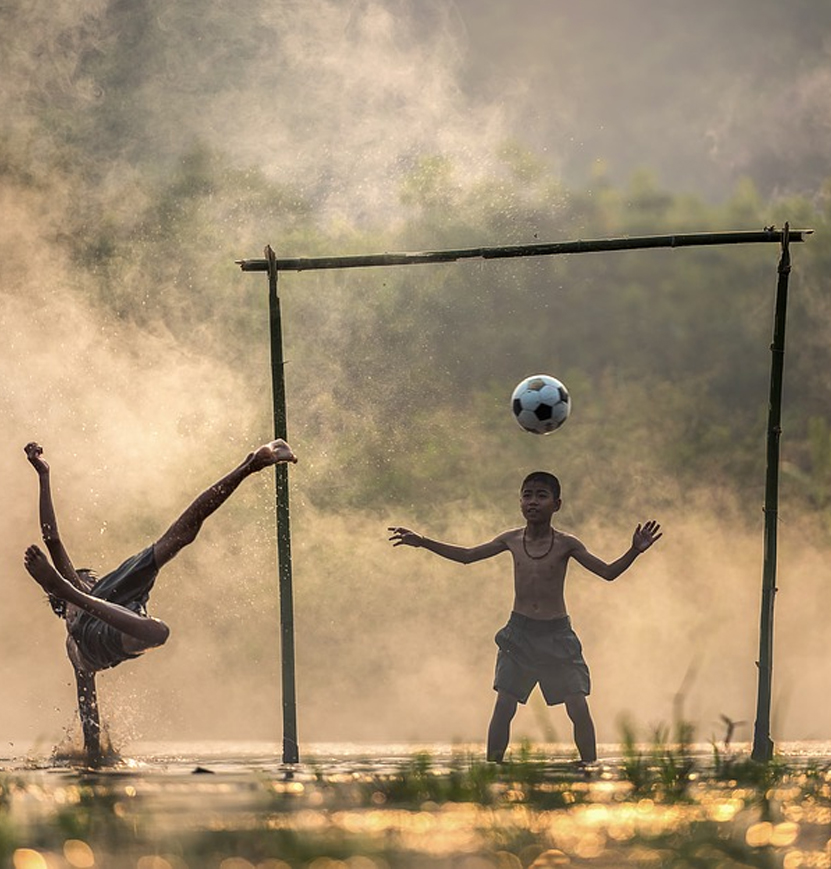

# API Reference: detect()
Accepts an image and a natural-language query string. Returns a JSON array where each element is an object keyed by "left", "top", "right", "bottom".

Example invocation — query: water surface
[{"left": 2, "top": 741, "right": 830, "bottom": 869}]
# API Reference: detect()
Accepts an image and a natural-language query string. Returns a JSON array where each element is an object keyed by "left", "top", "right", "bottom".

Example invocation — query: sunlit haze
[{"left": 2, "top": 0, "right": 830, "bottom": 756}]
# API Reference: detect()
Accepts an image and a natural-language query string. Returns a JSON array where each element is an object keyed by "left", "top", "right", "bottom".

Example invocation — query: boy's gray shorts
[
  {"left": 70, "top": 546, "right": 159, "bottom": 672},
  {"left": 494, "top": 611, "right": 591, "bottom": 705}
]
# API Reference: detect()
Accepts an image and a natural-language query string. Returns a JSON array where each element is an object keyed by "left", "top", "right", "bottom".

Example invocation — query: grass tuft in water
[
  {"left": 619, "top": 716, "right": 697, "bottom": 800},
  {"left": 366, "top": 751, "right": 500, "bottom": 806},
  {"left": 357, "top": 743, "right": 590, "bottom": 812}
]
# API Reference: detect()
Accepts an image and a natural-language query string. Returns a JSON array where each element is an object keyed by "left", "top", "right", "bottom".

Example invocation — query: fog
[{"left": 1, "top": 0, "right": 830, "bottom": 757}]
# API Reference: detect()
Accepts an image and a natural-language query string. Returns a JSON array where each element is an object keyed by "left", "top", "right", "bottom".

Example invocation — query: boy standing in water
[
  {"left": 388, "top": 471, "right": 661, "bottom": 765},
  {"left": 23, "top": 439, "right": 297, "bottom": 765}
]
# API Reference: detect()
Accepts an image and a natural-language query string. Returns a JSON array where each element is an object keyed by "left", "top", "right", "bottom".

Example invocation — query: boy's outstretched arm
[
  {"left": 24, "top": 443, "right": 82, "bottom": 587},
  {"left": 388, "top": 526, "right": 508, "bottom": 564},
  {"left": 571, "top": 519, "right": 662, "bottom": 581}
]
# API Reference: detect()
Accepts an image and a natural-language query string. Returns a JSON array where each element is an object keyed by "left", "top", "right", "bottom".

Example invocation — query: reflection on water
[{"left": 1, "top": 742, "right": 830, "bottom": 868}]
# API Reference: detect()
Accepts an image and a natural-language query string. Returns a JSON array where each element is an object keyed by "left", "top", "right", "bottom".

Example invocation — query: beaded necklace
[{"left": 522, "top": 527, "right": 555, "bottom": 560}]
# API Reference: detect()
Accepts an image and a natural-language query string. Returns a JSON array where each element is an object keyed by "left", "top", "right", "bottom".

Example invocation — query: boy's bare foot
[
  {"left": 573, "top": 759, "right": 596, "bottom": 779},
  {"left": 24, "top": 545, "right": 75, "bottom": 601},
  {"left": 250, "top": 439, "right": 297, "bottom": 471},
  {"left": 24, "top": 442, "right": 49, "bottom": 474}
]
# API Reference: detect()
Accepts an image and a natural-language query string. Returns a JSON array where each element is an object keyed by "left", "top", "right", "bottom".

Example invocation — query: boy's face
[{"left": 520, "top": 481, "right": 561, "bottom": 523}]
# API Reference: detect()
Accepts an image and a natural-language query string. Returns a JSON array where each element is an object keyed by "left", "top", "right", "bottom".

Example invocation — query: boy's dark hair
[
  {"left": 521, "top": 471, "right": 561, "bottom": 500},
  {"left": 48, "top": 595, "right": 67, "bottom": 619}
]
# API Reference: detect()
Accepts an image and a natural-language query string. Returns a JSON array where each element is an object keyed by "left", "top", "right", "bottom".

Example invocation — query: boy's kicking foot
[{"left": 249, "top": 440, "right": 298, "bottom": 471}]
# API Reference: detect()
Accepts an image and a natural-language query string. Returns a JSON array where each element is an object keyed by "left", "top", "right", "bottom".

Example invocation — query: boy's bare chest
[
  {"left": 502, "top": 530, "right": 570, "bottom": 617},
  {"left": 507, "top": 533, "right": 570, "bottom": 584}
]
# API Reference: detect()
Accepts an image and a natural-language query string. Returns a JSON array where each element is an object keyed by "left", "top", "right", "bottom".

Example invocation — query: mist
[{"left": 2, "top": 0, "right": 831, "bottom": 756}]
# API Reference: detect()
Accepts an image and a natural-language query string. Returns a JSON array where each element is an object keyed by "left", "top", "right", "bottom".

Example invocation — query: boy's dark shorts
[
  {"left": 70, "top": 546, "right": 159, "bottom": 672},
  {"left": 494, "top": 611, "right": 591, "bottom": 706}
]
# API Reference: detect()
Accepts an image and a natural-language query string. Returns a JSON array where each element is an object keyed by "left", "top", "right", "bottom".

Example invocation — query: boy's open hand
[
  {"left": 633, "top": 520, "right": 662, "bottom": 552},
  {"left": 388, "top": 527, "right": 422, "bottom": 548},
  {"left": 24, "top": 442, "right": 49, "bottom": 475}
]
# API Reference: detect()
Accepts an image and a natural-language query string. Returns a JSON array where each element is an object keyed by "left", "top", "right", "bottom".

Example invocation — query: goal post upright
[
  {"left": 244, "top": 227, "right": 811, "bottom": 764},
  {"left": 265, "top": 245, "right": 299, "bottom": 765},
  {"left": 752, "top": 223, "right": 792, "bottom": 762}
]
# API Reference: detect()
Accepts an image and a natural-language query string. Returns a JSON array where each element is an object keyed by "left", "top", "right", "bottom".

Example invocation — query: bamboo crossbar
[{"left": 237, "top": 229, "right": 812, "bottom": 273}]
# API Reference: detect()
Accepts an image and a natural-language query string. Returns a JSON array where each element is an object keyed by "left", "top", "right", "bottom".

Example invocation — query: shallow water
[
  {"left": 8, "top": 738, "right": 831, "bottom": 772},
  {"left": 2, "top": 742, "right": 830, "bottom": 869}
]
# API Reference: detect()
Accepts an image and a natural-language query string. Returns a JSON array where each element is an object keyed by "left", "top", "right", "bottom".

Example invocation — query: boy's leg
[
  {"left": 153, "top": 439, "right": 297, "bottom": 568},
  {"left": 487, "top": 691, "right": 518, "bottom": 762},
  {"left": 24, "top": 545, "right": 169, "bottom": 648},
  {"left": 564, "top": 694, "right": 597, "bottom": 763}
]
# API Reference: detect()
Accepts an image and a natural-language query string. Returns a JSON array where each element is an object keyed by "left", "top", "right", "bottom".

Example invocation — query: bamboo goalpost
[{"left": 238, "top": 226, "right": 812, "bottom": 764}]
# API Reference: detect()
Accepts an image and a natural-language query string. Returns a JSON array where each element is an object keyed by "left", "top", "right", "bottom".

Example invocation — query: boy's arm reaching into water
[
  {"left": 569, "top": 520, "right": 662, "bottom": 581},
  {"left": 24, "top": 443, "right": 82, "bottom": 588},
  {"left": 388, "top": 527, "right": 509, "bottom": 564},
  {"left": 73, "top": 667, "right": 101, "bottom": 762}
]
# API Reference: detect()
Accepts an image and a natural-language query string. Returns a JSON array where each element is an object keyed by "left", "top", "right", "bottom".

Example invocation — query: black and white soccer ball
[{"left": 511, "top": 374, "right": 571, "bottom": 435}]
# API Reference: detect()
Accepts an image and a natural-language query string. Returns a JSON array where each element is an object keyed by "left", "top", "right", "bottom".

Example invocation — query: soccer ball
[{"left": 511, "top": 374, "right": 571, "bottom": 435}]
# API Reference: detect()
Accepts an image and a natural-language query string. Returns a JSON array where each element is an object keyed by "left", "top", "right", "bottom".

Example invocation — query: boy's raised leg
[{"left": 153, "top": 439, "right": 297, "bottom": 568}]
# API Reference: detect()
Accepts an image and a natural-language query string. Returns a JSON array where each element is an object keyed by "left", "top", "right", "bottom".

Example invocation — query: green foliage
[{"left": 4, "top": 69, "right": 831, "bottom": 524}]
